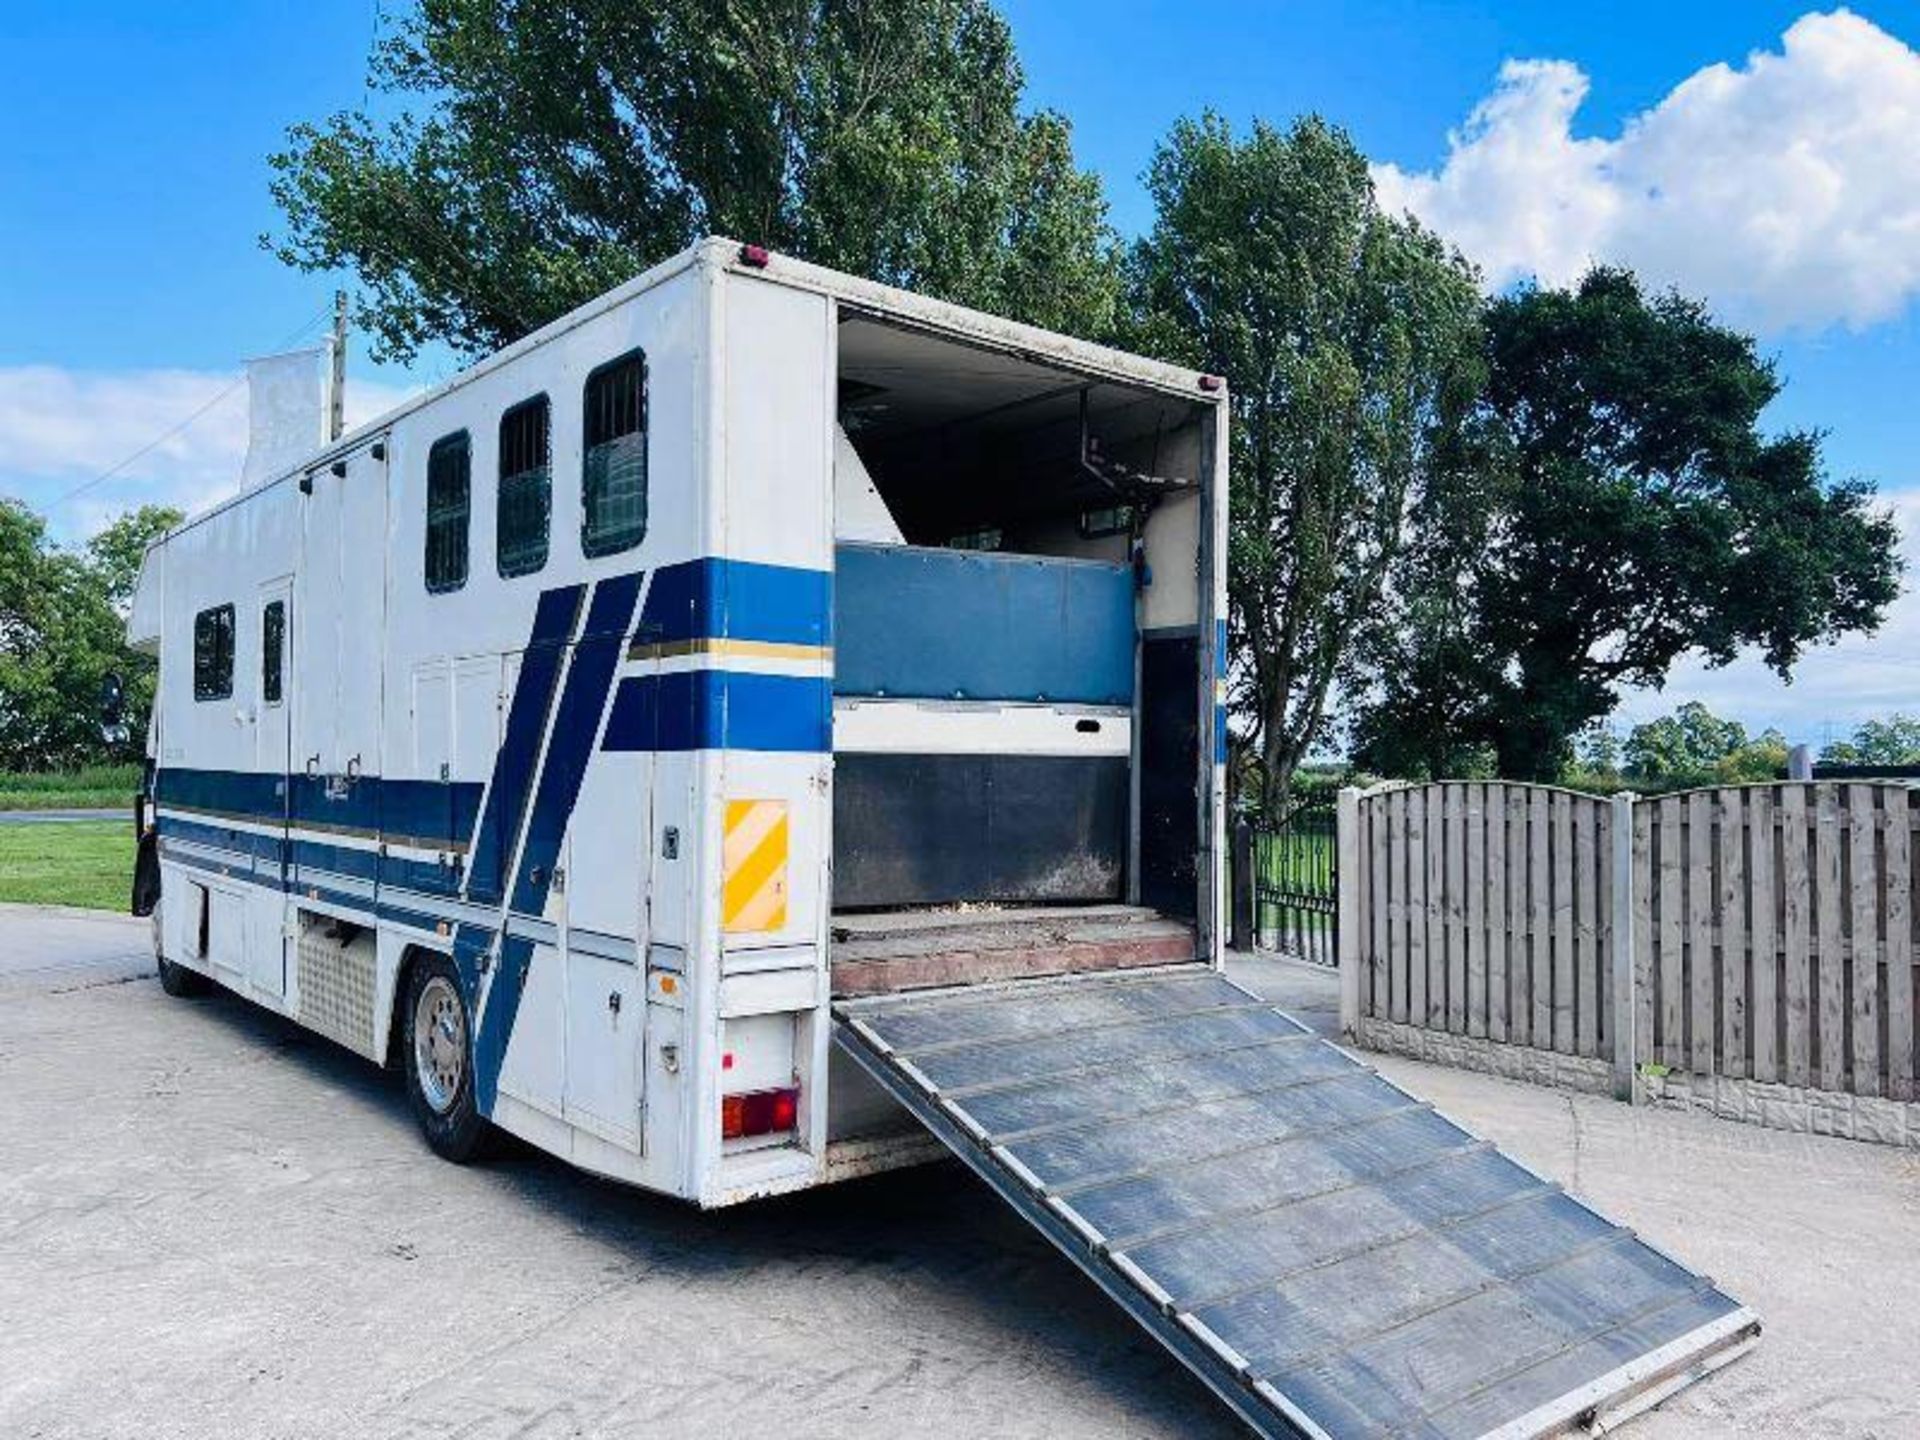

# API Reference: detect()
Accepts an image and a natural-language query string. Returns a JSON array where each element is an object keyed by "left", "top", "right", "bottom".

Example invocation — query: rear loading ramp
[{"left": 833, "top": 969, "right": 1756, "bottom": 1439}]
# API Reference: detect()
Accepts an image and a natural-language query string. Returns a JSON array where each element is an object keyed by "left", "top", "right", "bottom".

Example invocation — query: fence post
[
  {"left": 1230, "top": 820, "right": 1254, "bottom": 952},
  {"left": 1610, "top": 792, "right": 1638, "bottom": 1102},
  {"left": 1337, "top": 786, "right": 1362, "bottom": 1040}
]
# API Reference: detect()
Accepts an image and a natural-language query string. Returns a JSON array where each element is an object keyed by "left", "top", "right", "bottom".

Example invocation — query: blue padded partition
[{"left": 834, "top": 543, "right": 1135, "bottom": 705}]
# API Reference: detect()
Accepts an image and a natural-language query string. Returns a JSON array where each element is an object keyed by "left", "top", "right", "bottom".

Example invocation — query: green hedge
[{"left": 0, "top": 764, "right": 140, "bottom": 811}]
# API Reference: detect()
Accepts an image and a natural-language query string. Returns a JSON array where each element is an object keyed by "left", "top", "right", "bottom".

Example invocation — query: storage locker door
[{"left": 450, "top": 655, "right": 503, "bottom": 870}]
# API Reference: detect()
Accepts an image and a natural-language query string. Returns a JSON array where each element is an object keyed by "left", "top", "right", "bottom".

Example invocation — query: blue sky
[{"left": 4, "top": 2, "right": 1919, "bottom": 746}]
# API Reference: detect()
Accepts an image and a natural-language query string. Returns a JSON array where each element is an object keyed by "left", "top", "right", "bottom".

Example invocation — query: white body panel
[{"left": 139, "top": 238, "right": 1226, "bottom": 1207}]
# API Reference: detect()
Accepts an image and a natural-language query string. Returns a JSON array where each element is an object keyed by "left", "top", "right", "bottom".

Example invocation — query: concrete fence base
[
  {"left": 1355, "top": 1019, "right": 1612, "bottom": 1097},
  {"left": 1636, "top": 1068, "right": 1920, "bottom": 1149},
  {"left": 1353, "top": 1018, "right": 1920, "bottom": 1149}
]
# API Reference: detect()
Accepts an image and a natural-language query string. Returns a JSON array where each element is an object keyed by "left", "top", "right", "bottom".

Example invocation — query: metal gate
[{"left": 1256, "top": 793, "right": 1338, "bottom": 965}]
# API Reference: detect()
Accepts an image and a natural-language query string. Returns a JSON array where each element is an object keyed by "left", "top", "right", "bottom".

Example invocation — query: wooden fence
[{"left": 1337, "top": 780, "right": 1920, "bottom": 1106}]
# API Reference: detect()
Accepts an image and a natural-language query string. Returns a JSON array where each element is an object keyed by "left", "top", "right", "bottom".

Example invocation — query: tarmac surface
[{"left": 2, "top": 904, "right": 1916, "bottom": 1439}]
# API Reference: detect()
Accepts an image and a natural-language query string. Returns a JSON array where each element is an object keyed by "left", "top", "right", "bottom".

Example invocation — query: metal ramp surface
[{"left": 834, "top": 968, "right": 1756, "bottom": 1439}]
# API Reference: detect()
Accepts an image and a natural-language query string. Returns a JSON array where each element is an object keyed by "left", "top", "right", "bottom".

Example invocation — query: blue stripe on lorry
[
  {"left": 638, "top": 556, "right": 830, "bottom": 648},
  {"left": 472, "top": 572, "right": 642, "bottom": 1114},
  {"left": 601, "top": 670, "right": 831, "bottom": 754}
]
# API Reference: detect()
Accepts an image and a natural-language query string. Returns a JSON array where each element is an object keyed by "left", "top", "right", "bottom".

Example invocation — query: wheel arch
[{"left": 384, "top": 942, "right": 453, "bottom": 1072}]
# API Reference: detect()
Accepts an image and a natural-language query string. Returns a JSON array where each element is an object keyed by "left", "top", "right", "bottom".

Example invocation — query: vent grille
[{"left": 296, "top": 919, "right": 378, "bottom": 1059}]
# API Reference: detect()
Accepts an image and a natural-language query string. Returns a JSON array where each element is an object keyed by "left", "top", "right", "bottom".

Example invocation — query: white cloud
[
  {"left": 1374, "top": 9, "right": 1920, "bottom": 333},
  {"left": 0, "top": 364, "right": 416, "bottom": 541},
  {"left": 1612, "top": 487, "right": 1920, "bottom": 743}
]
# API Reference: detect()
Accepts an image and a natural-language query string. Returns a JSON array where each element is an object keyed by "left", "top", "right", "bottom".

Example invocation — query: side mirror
[
  {"left": 99, "top": 672, "right": 128, "bottom": 744},
  {"left": 99, "top": 672, "right": 126, "bottom": 726}
]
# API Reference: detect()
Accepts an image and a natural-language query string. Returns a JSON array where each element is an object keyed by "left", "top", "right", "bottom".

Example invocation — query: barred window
[
  {"left": 193, "top": 604, "right": 235, "bottom": 702},
  {"left": 425, "top": 431, "right": 471, "bottom": 593},
  {"left": 582, "top": 351, "right": 648, "bottom": 558},
  {"left": 261, "top": 600, "right": 285, "bottom": 705},
  {"left": 497, "top": 396, "right": 551, "bottom": 579}
]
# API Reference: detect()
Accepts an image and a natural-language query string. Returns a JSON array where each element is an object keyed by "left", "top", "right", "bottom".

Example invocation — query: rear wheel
[
  {"left": 154, "top": 905, "right": 211, "bottom": 997},
  {"left": 404, "top": 955, "right": 488, "bottom": 1163}
]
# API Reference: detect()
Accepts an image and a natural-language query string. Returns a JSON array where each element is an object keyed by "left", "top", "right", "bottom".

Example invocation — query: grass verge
[
  {"left": 0, "top": 764, "right": 140, "bottom": 812},
  {"left": 0, "top": 821, "right": 132, "bottom": 910}
]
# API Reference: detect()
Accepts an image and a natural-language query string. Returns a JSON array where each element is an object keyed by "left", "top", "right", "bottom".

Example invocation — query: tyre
[
  {"left": 404, "top": 954, "right": 489, "bottom": 1163},
  {"left": 155, "top": 907, "right": 211, "bottom": 997},
  {"left": 157, "top": 955, "right": 212, "bottom": 997}
]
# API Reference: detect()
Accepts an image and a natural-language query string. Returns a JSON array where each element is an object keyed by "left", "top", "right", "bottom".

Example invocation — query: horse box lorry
[
  {"left": 128, "top": 239, "right": 1754, "bottom": 1439},
  {"left": 129, "top": 236, "right": 1230, "bottom": 1203}
]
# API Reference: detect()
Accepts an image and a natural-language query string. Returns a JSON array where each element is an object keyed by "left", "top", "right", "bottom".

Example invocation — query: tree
[
  {"left": 1353, "top": 269, "right": 1902, "bottom": 780},
  {"left": 1622, "top": 702, "right": 1749, "bottom": 782},
  {"left": 1129, "top": 114, "right": 1484, "bottom": 813},
  {"left": 267, "top": 0, "right": 1122, "bottom": 363},
  {"left": 0, "top": 502, "right": 180, "bottom": 770},
  {"left": 1822, "top": 715, "right": 1920, "bottom": 766},
  {"left": 1616, "top": 702, "right": 1788, "bottom": 787}
]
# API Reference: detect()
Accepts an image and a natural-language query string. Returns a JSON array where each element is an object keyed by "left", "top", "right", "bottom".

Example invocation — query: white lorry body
[{"left": 129, "top": 237, "right": 1229, "bottom": 1209}]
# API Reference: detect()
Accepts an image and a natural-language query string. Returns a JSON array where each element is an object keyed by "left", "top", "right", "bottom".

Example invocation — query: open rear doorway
[{"left": 825, "top": 310, "right": 1217, "bottom": 997}]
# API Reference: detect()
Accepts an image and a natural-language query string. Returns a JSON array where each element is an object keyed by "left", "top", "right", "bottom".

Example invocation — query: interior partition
[{"left": 833, "top": 543, "right": 1135, "bottom": 907}]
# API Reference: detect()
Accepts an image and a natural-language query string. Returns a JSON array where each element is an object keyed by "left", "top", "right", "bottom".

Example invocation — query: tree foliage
[
  {"left": 267, "top": 0, "right": 1122, "bottom": 362},
  {"left": 1129, "top": 114, "right": 1484, "bottom": 812},
  {"left": 1821, "top": 715, "right": 1920, "bottom": 766},
  {"left": 1557, "top": 705, "right": 1788, "bottom": 793},
  {"left": 1614, "top": 702, "right": 1784, "bottom": 787},
  {"left": 0, "top": 503, "right": 180, "bottom": 771},
  {"left": 1354, "top": 269, "right": 1902, "bottom": 781}
]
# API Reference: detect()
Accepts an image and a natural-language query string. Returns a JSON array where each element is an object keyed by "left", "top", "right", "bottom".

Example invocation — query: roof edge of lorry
[
  {"left": 725, "top": 238, "right": 1226, "bottom": 401},
  {"left": 144, "top": 236, "right": 1225, "bottom": 550}
]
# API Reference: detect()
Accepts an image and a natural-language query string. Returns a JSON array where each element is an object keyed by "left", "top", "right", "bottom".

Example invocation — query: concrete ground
[{"left": 1, "top": 908, "right": 1916, "bottom": 1439}]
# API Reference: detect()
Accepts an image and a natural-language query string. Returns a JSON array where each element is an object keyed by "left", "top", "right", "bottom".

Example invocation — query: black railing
[{"left": 1247, "top": 793, "right": 1338, "bottom": 966}]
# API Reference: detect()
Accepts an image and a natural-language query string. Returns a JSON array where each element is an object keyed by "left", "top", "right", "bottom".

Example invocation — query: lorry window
[
  {"left": 497, "top": 395, "right": 551, "bottom": 578},
  {"left": 193, "top": 604, "right": 235, "bottom": 702},
  {"left": 424, "top": 430, "right": 471, "bottom": 593},
  {"left": 261, "top": 600, "right": 285, "bottom": 704},
  {"left": 581, "top": 351, "right": 647, "bottom": 558}
]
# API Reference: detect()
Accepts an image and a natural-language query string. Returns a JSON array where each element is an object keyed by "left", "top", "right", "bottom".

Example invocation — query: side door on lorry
[
  {"left": 560, "top": 568, "right": 664, "bottom": 1159},
  {"left": 251, "top": 575, "right": 293, "bottom": 998},
  {"left": 292, "top": 441, "right": 389, "bottom": 901}
]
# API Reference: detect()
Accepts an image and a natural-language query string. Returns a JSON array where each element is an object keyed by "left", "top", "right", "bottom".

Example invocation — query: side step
[{"left": 833, "top": 967, "right": 1757, "bottom": 1439}]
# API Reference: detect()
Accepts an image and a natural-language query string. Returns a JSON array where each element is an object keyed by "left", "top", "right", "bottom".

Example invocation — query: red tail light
[
  {"left": 739, "top": 243, "right": 771, "bottom": 268},
  {"left": 722, "top": 1085, "right": 800, "bottom": 1140}
]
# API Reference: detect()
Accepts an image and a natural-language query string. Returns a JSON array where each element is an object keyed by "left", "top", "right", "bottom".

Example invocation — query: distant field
[
  {"left": 0, "top": 764, "right": 139, "bottom": 812},
  {"left": 0, "top": 822, "right": 131, "bottom": 910}
]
